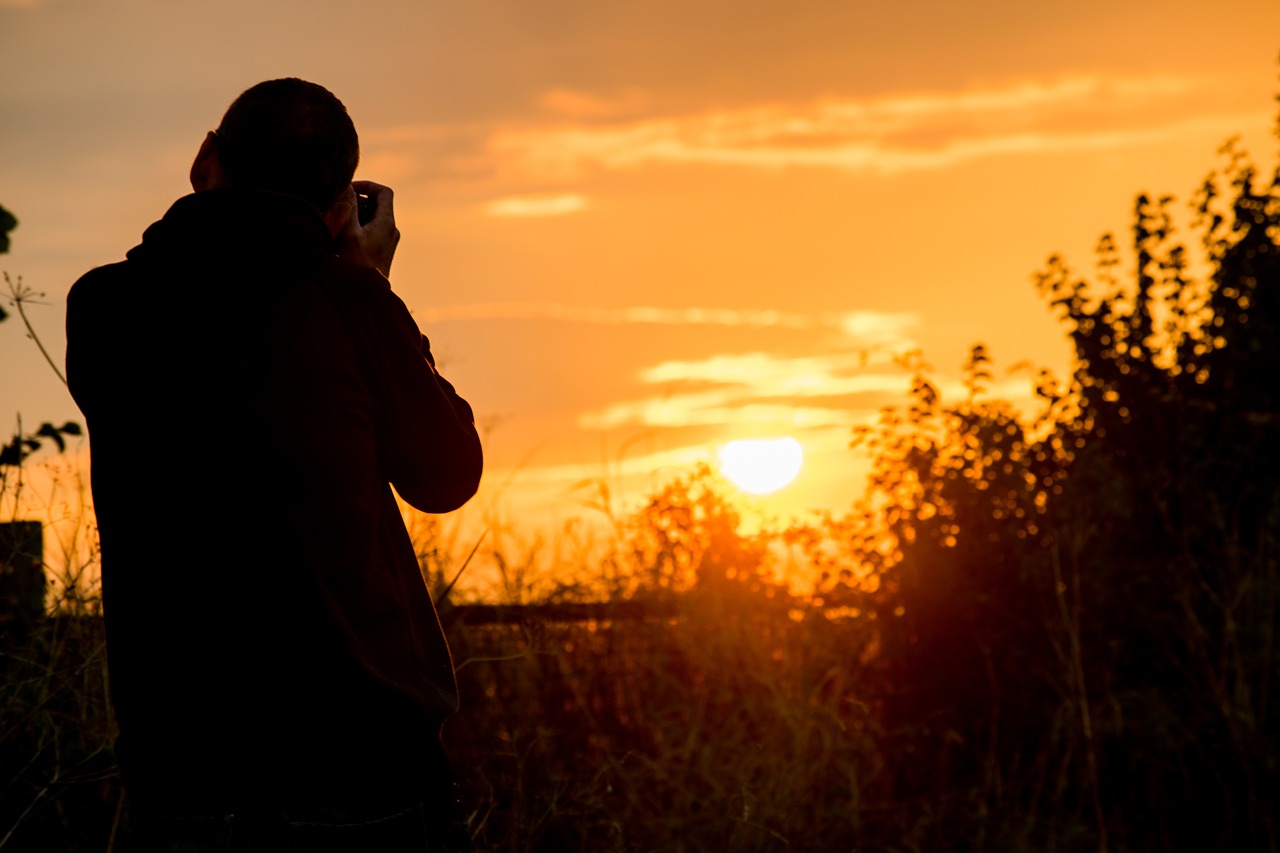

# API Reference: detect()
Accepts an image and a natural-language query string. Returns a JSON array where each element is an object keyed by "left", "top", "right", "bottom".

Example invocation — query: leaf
[
  {"left": 0, "top": 204, "right": 16, "bottom": 254},
  {"left": 36, "top": 422, "right": 66, "bottom": 452},
  {"left": 0, "top": 440, "right": 22, "bottom": 467}
]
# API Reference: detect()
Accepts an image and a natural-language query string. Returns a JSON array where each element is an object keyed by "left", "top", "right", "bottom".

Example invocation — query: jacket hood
[{"left": 126, "top": 188, "right": 334, "bottom": 268}]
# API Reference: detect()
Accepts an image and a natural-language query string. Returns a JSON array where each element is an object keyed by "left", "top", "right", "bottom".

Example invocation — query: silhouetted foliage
[
  {"left": 1, "top": 205, "right": 81, "bottom": 471},
  {"left": 0, "top": 204, "right": 14, "bottom": 257},
  {"left": 622, "top": 464, "right": 776, "bottom": 599},
  {"left": 0, "top": 421, "right": 82, "bottom": 468},
  {"left": 0, "top": 203, "right": 13, "bottom": 321},
  {"left": 1032, "top": 136, "right": 1280, "bottom": 849},
  {"left": 813, "top": 123, "right": 1280, "bottom": 849}
]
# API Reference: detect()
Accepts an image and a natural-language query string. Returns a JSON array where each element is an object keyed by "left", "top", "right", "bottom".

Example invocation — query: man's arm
[
  {"left": 369, "top": 288, "right": 483, "bottom": 513},
  {"left": 329, "top": 180, "right": 482, "bottom": 512}
]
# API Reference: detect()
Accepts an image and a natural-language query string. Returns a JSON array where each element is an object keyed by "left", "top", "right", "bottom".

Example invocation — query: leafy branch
[{"left": 0, "top": 421, "right": 83, "bottom": 469}]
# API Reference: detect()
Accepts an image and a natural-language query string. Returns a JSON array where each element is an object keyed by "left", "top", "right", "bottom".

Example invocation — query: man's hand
[{"left": 335, "top": 180, "right": 400, "bottom": 279}]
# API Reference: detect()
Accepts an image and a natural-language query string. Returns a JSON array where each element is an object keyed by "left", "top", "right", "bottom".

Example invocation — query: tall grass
[
  {"left": 443, "top": 589, "right": 877, "bottom": 851},
  {"left": 1, "top": 454, "right": 119, "bottom": 853},
  {"left": 2, "top": 420, "right": 1276, "bottom": 851}
]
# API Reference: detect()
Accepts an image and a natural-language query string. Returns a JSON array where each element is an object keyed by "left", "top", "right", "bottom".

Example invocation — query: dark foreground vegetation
[{"left": 3, "top": 115, "right": 1280, "bottom": 851}]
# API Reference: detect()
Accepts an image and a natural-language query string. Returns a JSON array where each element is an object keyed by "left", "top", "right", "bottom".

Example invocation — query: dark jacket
[{"left": 66, "top": 188, "right": 482, "bottom": 811}]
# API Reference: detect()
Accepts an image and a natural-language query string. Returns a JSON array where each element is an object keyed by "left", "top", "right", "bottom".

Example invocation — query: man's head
[{"left": 191, "top": 78, "right": 359, "bottom": 212}]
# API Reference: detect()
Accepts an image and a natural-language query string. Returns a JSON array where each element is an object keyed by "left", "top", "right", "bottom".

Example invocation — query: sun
[{"left": 717, "top": 437, "right": 804, "bottom": 495}]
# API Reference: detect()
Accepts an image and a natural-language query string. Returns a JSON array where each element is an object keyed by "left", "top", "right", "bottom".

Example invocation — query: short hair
[{"left": 214, "top": 78, "right": 359, "bottom": 210}]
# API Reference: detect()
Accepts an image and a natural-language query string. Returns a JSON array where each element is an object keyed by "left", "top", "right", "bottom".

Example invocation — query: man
[{"left": 66, "top": 79, "right": 482, "bottom": 851}]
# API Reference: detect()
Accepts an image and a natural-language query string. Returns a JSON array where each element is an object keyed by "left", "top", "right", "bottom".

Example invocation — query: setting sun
[{"left": 717, "top": 437, "right": 804, "bottom": 495}]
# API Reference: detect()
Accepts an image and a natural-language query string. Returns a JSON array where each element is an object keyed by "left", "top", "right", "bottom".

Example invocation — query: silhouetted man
[{"left": 66, "top": 79, "right": 482, "bottom": 851}]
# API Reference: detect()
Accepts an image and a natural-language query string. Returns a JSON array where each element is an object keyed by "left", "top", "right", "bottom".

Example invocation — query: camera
[{"left": 357, "top": 192, "right": 376, "bottom": 225}]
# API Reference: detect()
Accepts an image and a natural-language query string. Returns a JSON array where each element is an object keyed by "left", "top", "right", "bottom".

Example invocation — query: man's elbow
[
  {"left": 427, "top": 455, "right": 483, "bottom": 514},
  {"left": 396, "top": 436, "right": 483, "bottom": 514}
]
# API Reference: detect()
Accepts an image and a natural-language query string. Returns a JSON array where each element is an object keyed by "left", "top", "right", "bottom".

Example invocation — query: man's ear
[
  {"left": 190, "top": 131, "right": 223, "bottom": 192},
  {"left": 323, "top": 186, "right": 357, "bottom": 239}
]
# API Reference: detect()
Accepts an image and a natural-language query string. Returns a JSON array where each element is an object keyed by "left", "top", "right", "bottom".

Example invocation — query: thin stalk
[{"left": 4, "top": 273, "right": 67, "bottom": 387}]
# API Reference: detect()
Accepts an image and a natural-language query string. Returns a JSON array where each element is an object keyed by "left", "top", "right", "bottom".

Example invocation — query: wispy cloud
[
  {"left": 538, "top": 87, "right": 651, "bottom": 119},
  {"left": 418, "top": 303, "right": 916, "bottom": 346},
  {"left": 494, "top": 442, "right": 712, "bottom": 487},
  {"left": 581, "top": 351, "right": 914, "bottom": 430},
  {"left": 579, "top": 350, "right": 1040, "bottom": 431},
  {"left": 639, "top": 352, "right": 895, "bottom": 389},
  {"left": 582, "top": 395, "right": 872, "bottom": 430},
  {"left": 484, "top": 193, "right": 589, "bottom": 217},
  {"left": 356, "top": 73, "right": 1253, "bottom": 185},
  {"left": 489, "top": 74, "right": 1256, "bottom": 178},
  {"left": 836, "top": 312, "right": 917, "bottom": 348},
  {"left": 419, "top": 302, "right": 811, "bottom": 327}
]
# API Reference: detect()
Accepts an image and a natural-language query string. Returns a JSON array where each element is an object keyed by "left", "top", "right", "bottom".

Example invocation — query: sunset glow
[
  {"left": 1, "top": 0, "right": 1277, "bottom": 529},
  {"left": 718, "top": 438, "right": 804, "bottom": 495},
  {"left": 3, "top": 5, "right": 1278, "bottom": 848}
]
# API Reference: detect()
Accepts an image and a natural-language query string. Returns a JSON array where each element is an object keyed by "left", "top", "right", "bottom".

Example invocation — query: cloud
[
  {"left": 578, "top": 349, "right": 1041, "bottom": 432},
  {"left": 489, "top": 74, "right": 1257, "bottom": 178},
  {"left": 416, "top": 303, "right": 916, "bottom": 346},
  {"left": 538, "top": 87, "right": 650, "bottom": 119},
  {"left": 580, "top": 351, "right": 916, "bottom": 430},
  {"left": 356, "top": 74, "right": 1249, "bottom": 185},
  {"left": 638, "top": 352, "right": 899, "bottom": 390},
  {"left": 484, "top": 193, "right": 589, "bottom": 217},
  {"left": 837, "top": 311, "right": 917, "bottom": 348},
  {"left": 495, "top": 442, "right": 712, "bottom": 487},
  {"left": 418, "top": 302, "right": 812, "bottom": 327},
  {"left": 581, "top": 393, "right": 874, "bottom": 430}
]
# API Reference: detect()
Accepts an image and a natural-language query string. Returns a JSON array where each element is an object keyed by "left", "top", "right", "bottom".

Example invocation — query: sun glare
[{"left": 718, "top": 437, "right": 804, "bottom": 495}]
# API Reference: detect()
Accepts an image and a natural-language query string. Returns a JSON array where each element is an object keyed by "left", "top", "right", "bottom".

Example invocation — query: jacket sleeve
[{"left": 353, "top": 274, "right": 483, "bottom": 513}]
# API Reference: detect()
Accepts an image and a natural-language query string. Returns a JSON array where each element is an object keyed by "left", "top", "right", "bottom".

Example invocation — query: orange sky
[{"left": 2, "top": 0, "right": 1278, "bottom": 535}]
